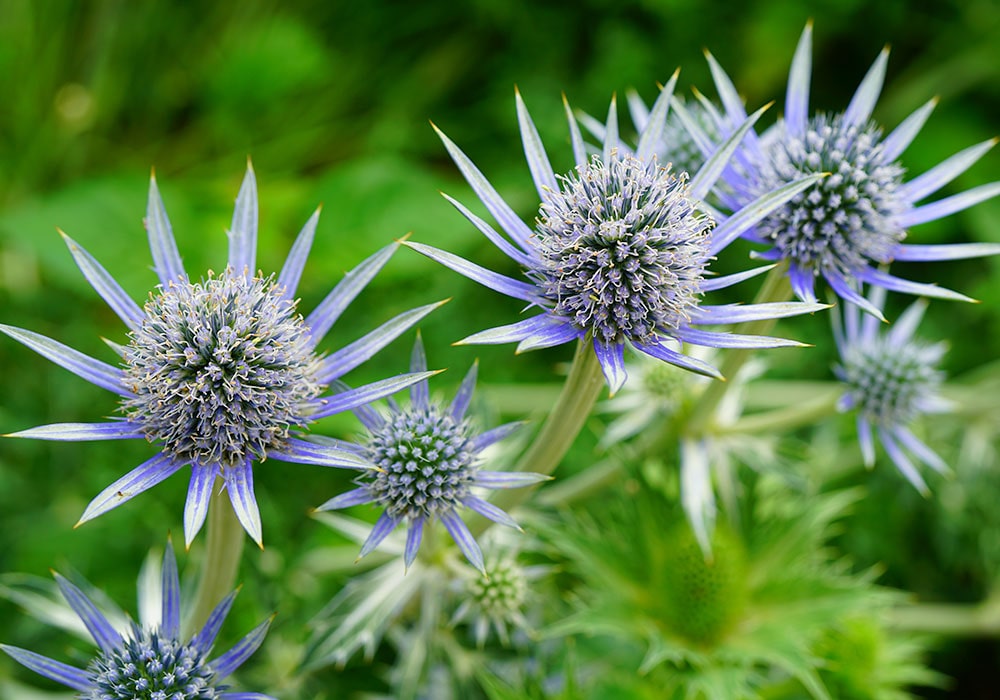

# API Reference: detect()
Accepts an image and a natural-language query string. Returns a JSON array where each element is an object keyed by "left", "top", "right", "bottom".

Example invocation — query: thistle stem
[
  {"left": 888, "top": 594, "right": 1000, "bottom": 636},
  {"left": 718, "top": 387, "right": 841, "bottom": 435},
  {"left": 470, "top": 339, "right": 605, "bottom": 535},
  {"left": 186, "top": 481, "right": 245, "bottom": 636},
  {"left": 686, "top": 262, "right": 793, "bottom": 435}
]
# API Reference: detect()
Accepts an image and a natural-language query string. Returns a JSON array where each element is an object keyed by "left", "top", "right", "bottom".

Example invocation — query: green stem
[
  {"left": 470, "top": 339, "right": 605, "bottom": 535},
  {"left": 686, "top": 262, "right": 793, "bottom": 435},
  {"left": 888, "top": 595, "right": 1000, "bottom": 636},
  {"left": 185, "top": 480, "right": 245, "bottom": 636},
  {"left": 718, "top": 387, "right": 841, "bottom": 436}
]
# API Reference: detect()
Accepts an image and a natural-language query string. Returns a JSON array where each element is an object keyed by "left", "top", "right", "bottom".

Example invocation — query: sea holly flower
[
  {"left": 1, "top": 164, "right": 441, "bottom": 546},
  {"left": 316, "top": 336, "right": 546, "bottom": 574},
  {"left": 833, "top": 286, "right": 951, "bottom": 493},
  {"left": 406, "top": 80, "right": 828, "bottom": 394},
  {"left": 694, "top": 22, "right": 1000, "bottom": 318},
  {"left": 1, "top": 539, "right": 274, "bottom": 699}
]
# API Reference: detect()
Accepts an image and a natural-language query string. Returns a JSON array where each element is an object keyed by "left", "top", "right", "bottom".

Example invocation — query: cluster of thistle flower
[{"left": 2, "top": 22, "right": 999, "bottom": 698}]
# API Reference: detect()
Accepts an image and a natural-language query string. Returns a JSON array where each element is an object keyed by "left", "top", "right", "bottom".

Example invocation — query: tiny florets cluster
[
  {"left": 123, "top": 268, "right": 323, "bottom": 468},
  {"left": 364, "top": 404, "right": 476, "bottom": 521},
  {"left": 755, "top": 114, "right": 906, "bottom": 277},
  {"left": 468, "top": 554, "right": 528, "bottom": 618},
  {"left": 534, "top": 154, "right": 714, "bottom": 346},
  {"left": 837, "top": 333, "right": 944, "bottom": 428},
  {"left": 86, "top": 627, "right": 219, "bottom": 700}
]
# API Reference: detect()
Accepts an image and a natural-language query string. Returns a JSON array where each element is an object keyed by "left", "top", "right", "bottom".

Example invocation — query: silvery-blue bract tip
[
  {"left": 1, "top": 164, "right": 443, "bottom": 547},
  {"left": 407, "top": 82, "right": 828, "bottom": 394}
]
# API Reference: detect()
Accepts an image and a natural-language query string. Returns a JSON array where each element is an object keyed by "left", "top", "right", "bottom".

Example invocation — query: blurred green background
[{"left": 1, "top": 0, "right": 999, "bottom": 697}]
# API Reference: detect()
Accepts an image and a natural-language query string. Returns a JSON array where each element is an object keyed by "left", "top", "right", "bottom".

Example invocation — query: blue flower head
[
  {"left": 1, "top": 164, "right": 442, "bottom": 547},
  {"left": 698, "top": 22, "right": 1000, "bottom": 318},
  {"left": 1, "top": 540, "right": 273, "bottom": 699},
  {"left": 407, "top": 79, "right": 828, "bottom": 394},
  {"left": 833, "top": 286, "right": 951, "bottom": 493},
  {"left": 316, "top": 335, "right": 546, "bottom": 574}
]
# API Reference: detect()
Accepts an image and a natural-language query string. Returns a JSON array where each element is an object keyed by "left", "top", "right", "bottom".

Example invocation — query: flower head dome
[
  {"left": 697, "top": 22, "right": 1000, "bottom": 318},
  {"left": 833, "top": 286, "right": 952, "bottom": 493},
  {"left": 1, "top": 164, "right": 442, "bottom": 546},
  {"left": 316, "top": 336, "right": 547, "bottom": 574},
  {"left": 1, "top": 540, "right": 273, "bottom": 699},
  {"left": 407, "top": 81, "right": 828, "bottom": 394}
]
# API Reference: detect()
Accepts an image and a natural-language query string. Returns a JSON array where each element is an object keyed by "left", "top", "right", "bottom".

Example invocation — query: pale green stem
[
  {"left": 718, "top": 387, "right": 842, "bottom": 436},
  {"left": 185, "top": 480, "right": 245, "bottom": 636},
  {"left": 536, "top": 458, "right": 623, "bottom": 507},
  {"left": 686, "top": 262, "right": 793, "bottom": 436},
  {"left": 888, "top": 594, "right": 1000, "bottom": 636},
  {"left": 470, "top": 339, "right": 605, "bottom": 536}
]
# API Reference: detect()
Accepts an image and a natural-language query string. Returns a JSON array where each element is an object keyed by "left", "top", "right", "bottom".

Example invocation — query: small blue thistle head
[
  {"left": 1, "top": 163, "right": 442, "bottom": 546},
  {"left": 700, "top": 22, "right": 1000, "bottom": 316},
  {"left": 534, "top": 154, "right": 714, "bottom": 347},
  {"left": 833, "top": 286, "right": 951, "bottom": 493},
  {"left": 1, "top": 540, "right": 274, "bottom": 699},
  {"left": 316, "top": 336, "right": 547, "bottom": 574}
]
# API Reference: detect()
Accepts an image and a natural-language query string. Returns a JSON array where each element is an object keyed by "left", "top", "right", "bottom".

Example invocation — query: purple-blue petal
[
  {"left": 78, "top": 453, "right": 185, "bottom": 526},
  {"left": 470, "top": 421, "right": 527, "bottom": 453},
  {"left": 315, "top": 487, "right": 375, "bottom": 512},
  {"left": 53, "top": 573, "right": 122, "bottom": 654},
  {"left": 0, "top": 645, "right": 91, "bottom": 691},
  {"left": 184, "top": 465, "right": 218, "bottom": 547},
  {"left": 228, "top": 164, "right": 258, "bottom": 276},
  {"left": 145, "top": 172, "right": 186, "bottom": 286},
  {"left": 306, "top": 242, "right": 398, "bottom": 346},
  {"left": 61, "top": 232, "right": 144, "bottom": 329},
  {"left": 358, "top": 512, "right": 399, "bottom": 559},
  {"left": 893, "top": 242, "right": 1000, "bottom": 262},
  {"left": 404, "top": 241, "right": 544, "bottom": 304},
  {"left": 462, "top": 495, "right": 521, "bottom": 531},
  {"left": 895, "top": 181, "right": 1000, "bottom": 228},
  {"left": 593, "top": 340, "right": 627, "bottom": 395},
  {"left": 277, "top": 207, "right": 320, "bottom": 300},
  {"left": 316, "top": 300, "right": 447, "bottom": 384},
  {"left": 269, "top": 438, "right": 374, "bottom": 470},
  {"left": 5, "top": 421, "right": 145, "bottom": 441},
  {"left": 192, "top": 589, "right": 238, "bottom": 655},
  {"left": 404, "top": 518, "right": 425, "bottom": 570},
  {"left": 161, "top": 540, "right": 181, "bottom": 639},
  {"left": 633, "top": 340, "right": 723, "bottom": 380},
  {"left": 439, "top": 509, "right": 485, "bottom": 574},
  {"left": 450, "top": 361, "right": 479, "bottom": 421},
  {"left": 673, "top": 326, "right": 806, "bottom": 350},
  {"left": 210, "top": 615, "right": 274, "bottom": 679},
  {"left": 226, "top": 460, "right": 262, "bottom": 547},
  {"left": 310, "top": 372, "right": 440, "bottom": 421},
  {"left": 0, "top": 324, "right": 130, "bottom": 396},
  {"left": 472, "top": 470, "right": 550, "bottom": 489}
]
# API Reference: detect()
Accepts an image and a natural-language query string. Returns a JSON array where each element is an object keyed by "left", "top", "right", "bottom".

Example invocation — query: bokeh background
[{"left": 1, "top": 1, "right": 999, "bottom": 697}]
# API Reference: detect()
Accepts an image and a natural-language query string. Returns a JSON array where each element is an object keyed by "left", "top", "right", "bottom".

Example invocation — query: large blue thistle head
[
  {"left": 833, "top": 286, "right": 952, "bottom": 493},
  {"left": 1, "top": 540, "right": 274, "bottom": 699},
  {"left": 406, "top": 80, "right": 828, "bottom": 394},
  {"left": 316, "top": 335, "right": 547, "bottom": 574},
  {"left": 698, "top": 22, "right": 1000, "bottom": 318},
  {"left": 1, "top": 163, "right": 442, "bottom": 546}
]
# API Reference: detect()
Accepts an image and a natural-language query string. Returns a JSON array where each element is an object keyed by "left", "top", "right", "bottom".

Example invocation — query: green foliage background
[{"left": 1, "top": 0, "right": 998, "bottom": 697}]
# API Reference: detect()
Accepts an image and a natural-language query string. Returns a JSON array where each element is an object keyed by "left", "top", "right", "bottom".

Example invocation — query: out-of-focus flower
[
  {"left": 833, "top": 286, "right": 951, "bottom": 493},
  {"left": 315, "top": 336, "right": 546, "bottom": 574},
  {"left": 696, "top": 22, "right": 1000, "bottom": 317},
  {"left": 1, "top": 540, "right": 274, "bottom": 699},
  {"left": 1, "top": 164, "right": 441, "bottom": 546},
  {"left": 407, "top": 82, "right": 828, "bottom": 394}
]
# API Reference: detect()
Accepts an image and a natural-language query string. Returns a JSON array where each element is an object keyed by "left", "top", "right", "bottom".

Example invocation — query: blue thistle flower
[
  {"left": 1, "top": 540, "right": 273, "bottom": 699},
  {"left": 833, "top": 286, "right": 951, "bottom": 493},
  {"left": 316, "top": 336, "right": 546, "bottom": 574},
  {"left": 406, "top": 80, "right": 828, "bottom": 394},
  {"left": 1, "top": 164, "right": 442, "bottom": 546},
  {"left": 697, "top": 22, "right": 1000, "bottom": 318}
]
